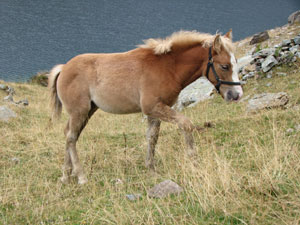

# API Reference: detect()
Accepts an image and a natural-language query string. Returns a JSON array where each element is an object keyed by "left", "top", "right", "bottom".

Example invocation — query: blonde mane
[{"left": 138, "top": 30, "right": 235, "bottom": 55}]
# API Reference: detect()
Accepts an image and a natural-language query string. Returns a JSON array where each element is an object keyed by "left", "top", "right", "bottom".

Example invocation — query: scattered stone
[
  {"left": 253, "top": 48, "right": 275, "bottom": 58},
  {"left": 286, "top": 128, "right": 294, "bottom": 134},
  {"left": 261, "top": 55, "right": 278, "bottom": 72},
  {"left": 114, "top": 178, "right": 123, "bottom": 185},
  {"left": 148, "top": 180, "right": 183, "bottom": 198},
  {"left": 11, "top": 157, "right": 20, "bottom": 164},
  {"left": 288, "top": 10, "right": 300, "bottom": 25},
  {"left": 0, "top": 106, "right": 17, "bottom": 122},
  {"left": 4, "top": 95, "right": 13, "bottom": 102},
  {"left": 175, "top": 77, "right": 214, "bottom": 111},
  {"left": 0, "top": 84, "right": 8, "bottom": 90},
  {"left": 242, "top": 72, "right": 255, "bottom": 81},
  {"left": 126, "top": 194, "right": 142, "bottom": 201},
  {"left": 247, "top": 92, "right": 289, "bottom": 113},
  {"left": 266, "top": 82, "right": 272, "bottom": 87},
  {"left": 289, "top": 45, "right": 299, "bottom": 54},
  {"left": 281, "top": 39, "right": 291, "bottom": 47},
  {"left": 250, "top": 31, "right": 269, "bottom": 45},
  {"left": 276, "top": 72, "right": 287, "bottom": 77},
  {"left": 293, "top": 36, "right": 300, "bottom": 45},
  {"left": 266, "top": 73, "right": 272, "bottom": 79},
  {"left": 15, "top": 99, "right": 29, "bottom": 106}
]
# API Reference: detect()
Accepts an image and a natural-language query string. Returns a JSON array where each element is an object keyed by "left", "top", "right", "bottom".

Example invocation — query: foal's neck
[{"left": 174, "top": 45, "right": 208, "bottom": 90}]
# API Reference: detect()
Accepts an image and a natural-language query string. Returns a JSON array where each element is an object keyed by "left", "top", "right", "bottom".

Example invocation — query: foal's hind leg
[
  {"left": 145, "top": 116, "right": 161, "bottom": 170},
  {"left": 62, "top": 102, "right": 97, "bottom": 184}
]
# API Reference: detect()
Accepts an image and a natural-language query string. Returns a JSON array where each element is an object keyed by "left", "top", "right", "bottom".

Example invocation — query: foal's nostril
[
  {"left": 227, "top": 90, "right": 233, "bottom": 100},
  {"left": 227, "top": 90, "right": 239, "bottom": 101}
]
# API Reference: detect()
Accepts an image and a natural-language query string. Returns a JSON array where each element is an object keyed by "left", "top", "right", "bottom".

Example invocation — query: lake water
[{"left": 0, "top": 0, "right": 299, "bottom": 82}]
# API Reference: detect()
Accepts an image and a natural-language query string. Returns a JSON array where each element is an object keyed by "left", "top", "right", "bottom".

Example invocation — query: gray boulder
[
  {"left": 261, "top": 55, "right": 278, "bottom": 72},
  {"left": 250, "top": 31, "right": 269, "bottom": 45},
  {"left": 0, "top": 106, "right": 17, "bottom": 122},
  {"left": 288, "top": 10, "right": 300, "bottom": 25},
  {"left": 175, "top": 77, "right": 214, "bottom": 111},
  {"left": 247, "top": 92, "right": 289, "bottom": 113},
  {"left": 147, "top": 180, "right": 183, "bottom": 198}
]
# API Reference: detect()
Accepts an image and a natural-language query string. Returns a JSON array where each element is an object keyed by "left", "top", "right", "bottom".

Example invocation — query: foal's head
[{"left": 206, "top": 30, "right": 243, "bottom": 101}]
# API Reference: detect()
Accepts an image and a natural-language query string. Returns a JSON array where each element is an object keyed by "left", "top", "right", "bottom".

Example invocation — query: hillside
[{"left": 0, "top": 24, "right": 300, "bottom": 224}]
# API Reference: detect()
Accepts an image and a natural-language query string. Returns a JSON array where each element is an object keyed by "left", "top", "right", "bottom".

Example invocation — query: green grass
[{"left": 0, "top": 59, "right": 300, "bottom": 224}]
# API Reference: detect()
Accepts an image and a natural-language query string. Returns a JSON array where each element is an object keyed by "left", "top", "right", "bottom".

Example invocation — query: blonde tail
[{"left": 48, "top": 64, "right": 64, "bottom": 121}]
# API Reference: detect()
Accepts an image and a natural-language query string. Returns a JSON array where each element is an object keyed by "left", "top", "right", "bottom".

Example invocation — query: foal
[{"left": 49, "top": 30, "right": 243, "bottom": 184}]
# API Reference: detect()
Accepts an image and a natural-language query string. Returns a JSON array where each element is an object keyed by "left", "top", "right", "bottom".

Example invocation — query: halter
[{"left": 205, "top": 47, "right": 241, "bottom": 93}]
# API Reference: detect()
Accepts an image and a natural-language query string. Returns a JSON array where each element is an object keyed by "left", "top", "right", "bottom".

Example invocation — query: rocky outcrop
[
  {"left": 246, "top": 92, "right": 289, "bottom": 113},
  {"left": 250, "top": 31, "right": 270, "bottom": 45},
  {"left": 288, "top": 10, "right": 300, "bottom": 25},
  {"left": 241, "top": 34, "right": 300, "bottom": 80}
]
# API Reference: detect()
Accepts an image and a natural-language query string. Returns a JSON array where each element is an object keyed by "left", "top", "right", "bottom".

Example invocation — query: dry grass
[{"left": 1, "top": 26, "right": 300, "bottom": 225}]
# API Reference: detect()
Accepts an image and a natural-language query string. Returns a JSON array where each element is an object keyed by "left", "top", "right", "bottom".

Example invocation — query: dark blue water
[{"left": 0, "top": 0, "right": 299, "bottom": 82}]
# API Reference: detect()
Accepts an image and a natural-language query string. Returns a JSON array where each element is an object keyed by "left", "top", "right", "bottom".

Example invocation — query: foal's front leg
[{"left": 144, "top": 102, "right": 196, "bottom": 156}]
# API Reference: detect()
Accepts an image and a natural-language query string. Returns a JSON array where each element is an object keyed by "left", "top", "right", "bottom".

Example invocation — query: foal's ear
[
  {"left": 224, "top": 29, "right": 232, "bottom": 40},
  {"left": 213, "top": 34, "right": 222, "bottom": 54}
]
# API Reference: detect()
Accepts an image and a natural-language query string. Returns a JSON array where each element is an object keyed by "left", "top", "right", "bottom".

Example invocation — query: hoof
[{"left": 78, "top": 176, "right": 88, "bottom": 185}]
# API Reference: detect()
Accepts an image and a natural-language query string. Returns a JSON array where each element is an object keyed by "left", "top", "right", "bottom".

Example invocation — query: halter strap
[{"left": 205, "top": 47, "right": 241, "bottom": 93}]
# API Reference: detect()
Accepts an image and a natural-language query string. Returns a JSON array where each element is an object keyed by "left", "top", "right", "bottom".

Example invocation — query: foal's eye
[{"left": 220, "top": 64, "right": 229, "bottom": 71}]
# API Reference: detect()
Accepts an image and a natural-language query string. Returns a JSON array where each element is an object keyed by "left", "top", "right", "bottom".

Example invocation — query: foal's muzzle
[{"left": 225, "top": 89, "right": 241, "bottom": 101}]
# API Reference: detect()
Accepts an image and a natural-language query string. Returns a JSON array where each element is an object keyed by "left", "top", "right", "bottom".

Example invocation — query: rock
[
  {"left": 276, "top": 72, "right": 287, "bottom": 76},
  {"left": 0, "top": 84, "right": 8, "bottom": 90},
  {"left": 295, "top": 124, "right": 300, "bottom": 132},
  {"left": 286, "top": 128, "right": 294, "bottom": 134},
  {"left": 114, "top": 178, "right": 123, "bottom": 185},
  {"left": 250, "top": 31, "right": 269, "bottom": 45},
  {"left": 4, "top": 95, "right": 13, "bottom": 102},
  {"left": 281, "top": 39, "right": 291, "bottom": 47},
  {"left": 11, "top": 157, "right": 20, "bottom": 164},
  {"left": 288, "top": 10, "right": 300, "bottom": 25},
  {"left": 261, "top": 55, "right": 278, "bottom": 72},
  {"left": 126, "top": 194, "right": 142, "bottom": 201},
  {"left": 0, "top": 106, "right": 17, "bottom": 122},
  {"left": 147, "top": 180, "right": 183, "bottom": 198},
  {"left": 293, "top": 36, "right": 300, "bottom": 45},
  {"left": 289, "top": 45, "right": 299, "bottom": 54},
  {"left": 237, "top": 55, "right": 253, "bottom": 71},
  {"left": 15, "top": 99, "right": 29, "bottom": 106},
  {"left": 242, "top": 72, "right": 255, "bottom": 81},
  {"left": 247, "top": 92, "right": 289, "bottom": 113},
  {"left": 175, "top": 77, "right": 214, "bottom": 111},
  {"left": 266, "top": 82, "right": 272, "bottom": 87},
  {"left": 266, "top": 72, "right": 272, "bottom": 79},
  {"left": 253, "top": 48, "right": 275, "bottom": 58}
]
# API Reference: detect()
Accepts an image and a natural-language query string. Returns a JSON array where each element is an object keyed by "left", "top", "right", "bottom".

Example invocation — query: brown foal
[{"left": 49, "top": 30, "right": 243, "bottom": 184}]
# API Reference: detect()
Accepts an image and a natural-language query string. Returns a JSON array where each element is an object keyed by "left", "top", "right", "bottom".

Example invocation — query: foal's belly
[{"left": 90, "top": 88, "right": 141, "bottom": 114}]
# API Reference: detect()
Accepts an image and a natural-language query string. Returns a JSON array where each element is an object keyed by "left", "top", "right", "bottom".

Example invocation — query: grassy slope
[{"left": 1, "top": 24, "right": 300, "bottom": 225}]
